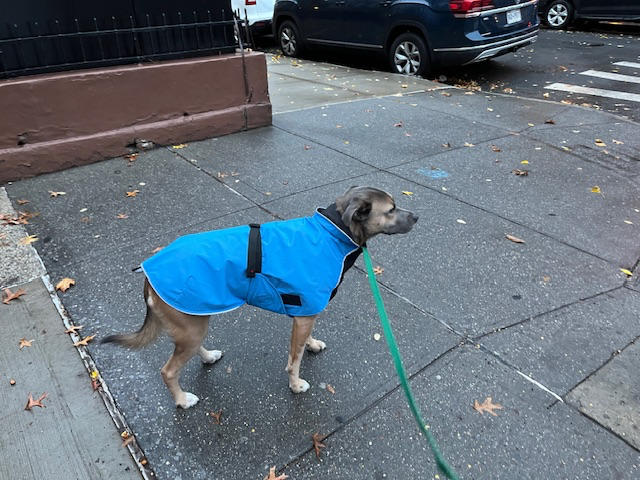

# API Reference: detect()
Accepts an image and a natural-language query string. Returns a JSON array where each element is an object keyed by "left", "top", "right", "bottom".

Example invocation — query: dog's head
[{"left": 335, "top": 186, "right": 418, "bottom": 246}]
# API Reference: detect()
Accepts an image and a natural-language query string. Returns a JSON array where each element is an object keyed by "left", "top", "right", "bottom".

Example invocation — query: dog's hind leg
[
  {"left": 286, "top": 315, "right": 317, "bottom": 393},
  {"left": 161, "top": 315, "right": 209, "bottom": 409}
]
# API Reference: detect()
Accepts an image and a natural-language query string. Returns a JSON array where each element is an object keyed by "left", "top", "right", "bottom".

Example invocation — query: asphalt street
[{"left": 3, "top": 54, "right": 640, "bottom": 479}]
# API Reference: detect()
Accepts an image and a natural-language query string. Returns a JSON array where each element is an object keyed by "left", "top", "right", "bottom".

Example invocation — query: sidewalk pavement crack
[
  {"left": 472, "top": 285, "right": 625, "bottom": 341},
  {"left": 280, "top": 343, "right": 462, "bottom": 472}
]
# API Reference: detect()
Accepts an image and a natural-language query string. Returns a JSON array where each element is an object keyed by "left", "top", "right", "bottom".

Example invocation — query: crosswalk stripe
[
  {"left": 613, "top": 61, "right": 640, "bottom": 69},
  {"left": 580, "top": 69, "right": 640, "bottom": 84},
  {"left": 544, "top": 83, "right": 640, "bottom": 103}
]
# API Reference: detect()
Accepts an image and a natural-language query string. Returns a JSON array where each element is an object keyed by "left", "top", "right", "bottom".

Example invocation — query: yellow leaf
[
  {"left": 90, "top": 370, "right": 99, "bottom": 379},
  {"left": 402, "top": 191, "right": 413, "bottom": 196},
  {"left": 620, "top": 268, "right": 633, "bottom": 277},
  {"left": 55, "top": 278, "right": 76, "bottom": 292},
  {"left": 561, "top": 146, "right": 571, "bottom": 151},
  {"left": 528, "top": 123, "right": 535, "bottom": 127},
  {"left": 171, "top": 144, "right": 188, "bottom": 149},
  {"left": 594, "top": 139, "right": 606, "bottom": 147},
  {"left": 591, "top": 186, "right": 601, "bottom": 193},
  {"left": 19, "top": 235, "right": 38, "bottom": 245},
  {"left": 520, "top": 160, "right": 529, "bottom": 165}
]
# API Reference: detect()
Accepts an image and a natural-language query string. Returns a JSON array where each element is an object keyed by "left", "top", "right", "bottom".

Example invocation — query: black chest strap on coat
[{"left": 246, "top": 223, "right": 262, "bottom": 278}]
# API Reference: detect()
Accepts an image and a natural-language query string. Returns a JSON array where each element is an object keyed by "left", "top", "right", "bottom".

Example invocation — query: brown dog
[{"left": 102, "top": 186, "right": 418, "bottom": 409}]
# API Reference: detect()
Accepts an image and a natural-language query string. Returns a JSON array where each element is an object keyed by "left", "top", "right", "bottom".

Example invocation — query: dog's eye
[{"left": 387, "top": 207, "right": 396, "bottom": 215}]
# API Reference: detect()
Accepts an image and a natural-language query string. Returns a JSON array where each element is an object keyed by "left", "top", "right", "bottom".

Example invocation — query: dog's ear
[
  {"left": 336, "top": 186, "right": 360, "bottom": 214},
  {"left": 341, "top": 197, "right": 371, "bottom": 226}
]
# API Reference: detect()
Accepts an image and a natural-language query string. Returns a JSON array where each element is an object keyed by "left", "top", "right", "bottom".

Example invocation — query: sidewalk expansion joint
[{"left": 472, "top": 285, "right": 626, "bottom": 341}]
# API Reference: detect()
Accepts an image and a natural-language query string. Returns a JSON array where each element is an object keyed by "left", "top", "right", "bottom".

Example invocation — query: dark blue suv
[{"left": 273, "top": 0, "right": 539, "bottom": 76}]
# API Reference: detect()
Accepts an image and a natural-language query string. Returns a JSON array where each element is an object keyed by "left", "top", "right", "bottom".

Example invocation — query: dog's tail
[{"left": 101, "top": 280, "right": 162, "bottom": 349}]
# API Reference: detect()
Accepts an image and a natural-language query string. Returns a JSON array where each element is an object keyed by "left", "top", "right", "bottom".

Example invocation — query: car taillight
[{"left": 449, "top": 0, "right": 494, "bottom": 14}]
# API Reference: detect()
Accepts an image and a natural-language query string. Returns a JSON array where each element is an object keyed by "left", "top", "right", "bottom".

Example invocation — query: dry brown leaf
[
  {"left": 209, "top": 410, "right": 223, "bottom": 425},
  {"left": 473, "top": 397, "right": 503, "bottom": 416},
  {"left": 594, "top": 139, "right": 606, "bottom": 147},
  {"left": 126, "top": 190, "right": 140, "bottom": 198},
  {"left": 17, "top": 199, "right": 30, "bottom": 205},
  {"left": 544, "top": 119, "right": 556, "bottom": 125},
  {"left": 373, "top": 266, "right": 384, "bottom": 275},
  {"left": 394, "top": 121, "right": 404, "bottom": 128},
  {"left": 116, "top": 213, "right": 129, "bottom": 219},
  {"left": 91, "top": 378, "right": 101, "bottom": 391},
  {"left": 124, "top": 153, "right": 139, "bottom": 162},
  {"left": 506, "top": 234, "right": 525, "bottom": 244},
  {"left": 151, "top": 246, "right": 164, "bottom": 254},
  {"left": 55, "top": 278, "right": 75, "bottom": 292},
  {"left": 442, "top": 142, "right": 451, "bottom": 148},
  {"left": 64, "top": 325, "right": 83, "bottom": 334},
  {"left": 2, "top": 287, "right": 26, "bottom": 304},
  {"left": 19, "top": 235, "right": 38, "bottom": 245},
  {"left": 312, "top": 433, "right": 327, "bottom": 459},
  {"left": 264, "top": 466, "right": 288, "bottom": 480},
  {"left": 25, "top": 392, "right": 48, "bottom": 411},
  {"left": 48, "top": 191, "right": 66, "bottom": 197},
  {"left": 121, "top": 435, "right": 134, "bottom": 447},
  {"left": 18, "top": 337, "right": 34, "bottom": 349},
  {"left": 326, "top": 384, "right": 335, "bottom": 394},
  {"left": 511, "top": 169, "right": 529, "bottom": 176},
  {"left": 491, "top": 145, "right": 501, "bottom": 152},
  {"left": 73, "top": 335, "right": 95, "bottom": 347}
]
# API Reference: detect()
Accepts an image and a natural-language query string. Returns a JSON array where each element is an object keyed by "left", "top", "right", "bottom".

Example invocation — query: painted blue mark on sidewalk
[{"left": 417, "top": 167, "right": 449, "bottom": 179}]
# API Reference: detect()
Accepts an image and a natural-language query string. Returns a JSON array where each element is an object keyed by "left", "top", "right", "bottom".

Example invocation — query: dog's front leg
[{"left": 286, "top": 315, "right": 317, "bottom": 393}]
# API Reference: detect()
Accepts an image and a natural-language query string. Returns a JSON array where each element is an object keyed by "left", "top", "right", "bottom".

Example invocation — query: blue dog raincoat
[{"left": 141, "top": 204, "right": 362, "bottom": 317}]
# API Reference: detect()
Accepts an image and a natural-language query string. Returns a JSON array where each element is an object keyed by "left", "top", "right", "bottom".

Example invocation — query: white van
[{"left": 231, "top": 0, "right": 276, "bottom": 36}]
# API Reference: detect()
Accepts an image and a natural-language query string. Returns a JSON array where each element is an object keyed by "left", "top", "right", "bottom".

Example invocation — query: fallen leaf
[
  {"left": 25, "top": 392, "right": 48, "bottom": 411},
  {"left": 544, "top": 119, "right": 556, "bottom": 124},
  {"left": 48, "top": 191, "right": 66, "bottom": 197},
  {"left": 503, "top": 87, "right": 514, "bottom": 94},
  {"left": 442, "top": 142, "right": 451, "bottom": 148},
  {"left": 402, "top": 191, "right": 413, "bottom": 196},
  {"left": 620, "top": 268, "right": 633, "bottom": 277},
  {"left": 512, "top": 169, "right": 529, "bottom": 176},
  {"left": 18, "top": 337, "right": 34, "bottom": 349},
  {"left": 55, "top": 278, "right": 75, "bottom": 292},
  {"left": 116, "top": 213, "right": 129, "bottom": 219},
  {"left": 591, "top": 186, "right": 601, "bottom": 194},
  {"left": 124, "top": 153, "right": 139, "bottom": 162},
  {"left": 171, "top": 144, "right": 188, "bottom": 149},
  {"left": 304, "top": 145, "right": 311, "bottom": 150},
  {"left": 457, "top": 219, "right": 467, "bottom": 224},
  {"left": 464, "top": 142, "right": 475, "bottom": 147},
  {"left": 543, "top": 92, "right": 550, "bottom": 98},
  {"left": 126, "top": 190, "right": 139, "bottom": 197},
  {"left": 394, "top": 121, "right": 404, "bottom": 128},
  {"left": 473, "top": 397, "right": 503, "bottom": 416},
  {"left": 90, "top": 370, "right": 99, "bottom": 380},
  {"left": 122, "top": 434, "right": 134, "bottom": 447},
  {"left": 624, "top": 220, "right": 633, "bottom": 225},
  {"left": 506, "top": 234, "right": 525, "bottom": 244},
  {"left": 594, "top": 139, "right": 606, "bottom": 147},
  {"left": 73, "top": 335, "right": 95, "bottom": 347},
  {"left": 91, "top": 378, "right": 101, "bottom": 391},
  {"left": 19, "top": 235, "right": 38, "bottom": 245},
  {"left": 312, "top": 433, "right": 327, "bottom": 459},
  {"left": 561, "top": 146, "right": 571, "bottom": 151},
  {"left": 527, "top": 123, "right": 535, "bottom": 127},
  {"left": 612, "top": 139, "right": 624, "bottom": 145},
  {"left": 520, "top": 160, "right": 529, "bottom": 165},
  {"left": 217, "top": 172, "right": 228, "bottom": 179},
  {"left": 264, "top": 466, "right": 288, "bottom": 480},
  {"left": 401, "top": 84, "right": 408, "bottom": 89},
  {"left": 151, "top": 246, "right": 164, "bottom": 253},
  {"left": 64, "top": 324, "right": 84, "bottom": 336},
  {"left": 487, "top": 107, "right": 494, "bottom": 112},
  {"left": 17, "top": 199, "right": 29, "bottom": 205},
  {"left": 542, "top": 275, "right": 551, "bottom": 283},
  {"left": 491, "top": 145, "right": 501, "bottom": 152},
  {"left": 326, "top": 384, "right": 335, "bottom": 394},
  {"left": 2, "top": 288, "right": 26, "bottom": 304},
  {"left": 209, "top": 410, "right": 223, "bottom": 425},
  {"left": 373, "top": 266, "right": 384, "bottom": 275},
  {"left": 10, "top": 379, "right": 16, "bottom": 386},
  {"left": 440, "top": 91, "right": 452, "bottom": 97}
]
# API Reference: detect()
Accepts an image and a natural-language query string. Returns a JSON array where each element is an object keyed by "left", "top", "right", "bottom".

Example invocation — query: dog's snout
[{"left": 411, "top": 213, "right": 419, "bottom": 224}]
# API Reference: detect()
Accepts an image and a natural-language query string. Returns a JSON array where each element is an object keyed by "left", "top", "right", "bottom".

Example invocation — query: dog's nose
[{"left": 412, "top": 213, "right": 419, "bottom": 223}]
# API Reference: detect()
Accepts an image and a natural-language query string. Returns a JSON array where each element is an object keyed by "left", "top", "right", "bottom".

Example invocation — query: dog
[{"left": 102, "top": 186, "right": 418, "bottom": 409}]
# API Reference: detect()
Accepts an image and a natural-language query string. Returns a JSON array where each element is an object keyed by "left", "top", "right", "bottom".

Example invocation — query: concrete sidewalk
[{"left": 2, "top": 57, "right": 640, "bottom": 479}]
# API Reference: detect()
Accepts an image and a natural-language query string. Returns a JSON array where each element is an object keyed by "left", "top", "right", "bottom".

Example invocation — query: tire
[
  {"left": 278, "top": 20, "right": 304, "bottom": 57},
  {"left": 389, "top": 32, "right": 430, "bottom": 77},
  {"left": 543, "top": 0, "right": 573, "bottom": 29}
]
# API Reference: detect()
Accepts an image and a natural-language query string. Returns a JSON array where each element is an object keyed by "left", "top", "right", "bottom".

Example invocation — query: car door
[
  {"left": 575, "top": 0, "right": 637, "bottom": 17},
  {"left": 337, "top": 0, "right": 391, "bottom": 47},
  {"left": 298, "top": 0, "right": 345, "bottom": 43}
]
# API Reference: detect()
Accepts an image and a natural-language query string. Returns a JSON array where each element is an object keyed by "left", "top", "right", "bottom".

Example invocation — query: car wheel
[
  {"left": 389, "top": 33, "right": 429, "bottom": 76},
  {"left": 543, "top": 0, "right": 573, "bottom": 29},
  {"left": 278, "top": 20, "right": 303, "bottom": 57}
]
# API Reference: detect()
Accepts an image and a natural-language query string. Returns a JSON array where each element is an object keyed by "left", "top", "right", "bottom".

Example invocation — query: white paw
[
  {"left": 289, "top": 378, "right": 310, "bottom": 394},
  {"left": 306, "top": 339, "right": 326, "bottom": 353},
  {"left": 177, "top": 392, "right": 199, "bottom": 409},
  {"left": 201, "top": 349, "right": 223, "bottom": 364}
]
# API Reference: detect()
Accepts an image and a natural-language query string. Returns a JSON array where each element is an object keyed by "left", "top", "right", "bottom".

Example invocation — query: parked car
[
  {"left": 539, "top": 0, "right": 640, "bottom": 29},
  {"left": 232, "top": 0, "right": 276, "bottom": 36},
  {"left": 273, "top": 0, "right": 539, "bottom": 76}
]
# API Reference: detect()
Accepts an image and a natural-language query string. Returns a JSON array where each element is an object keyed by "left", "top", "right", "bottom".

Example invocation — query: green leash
[{"left": 362, "top": 247, "right": 460, "bottom": 480}]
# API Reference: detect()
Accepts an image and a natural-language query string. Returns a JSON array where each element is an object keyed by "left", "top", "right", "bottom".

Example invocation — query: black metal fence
[{"left": 0, "top": 0, "right": 246, "bottom": 79}]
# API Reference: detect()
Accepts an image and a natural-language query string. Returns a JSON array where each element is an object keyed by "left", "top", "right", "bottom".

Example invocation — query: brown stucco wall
[{"left": 0, "top": 52, "right": 271, "bottom": 183}]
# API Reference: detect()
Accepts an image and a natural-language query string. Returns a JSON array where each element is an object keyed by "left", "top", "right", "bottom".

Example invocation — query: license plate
[{"left": 506, "top": 8, "right": 522, "bottom": 24}]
